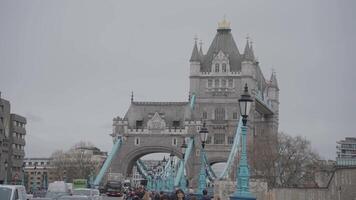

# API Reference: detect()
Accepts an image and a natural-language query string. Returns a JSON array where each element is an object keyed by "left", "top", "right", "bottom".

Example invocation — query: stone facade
[
  {"left": 0, "top": 92, "right": 27, "bottom": 184},
  {"left": 110, "top": 20, "right": 279, "bottom": 188},
  {"left": 214, "top": 167, "right": 356, "bottom": 200}
]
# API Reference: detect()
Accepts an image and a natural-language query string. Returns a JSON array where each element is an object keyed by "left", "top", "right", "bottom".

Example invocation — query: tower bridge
[{"left": 94, "top": 19, "right": 280, "bottom": 191}]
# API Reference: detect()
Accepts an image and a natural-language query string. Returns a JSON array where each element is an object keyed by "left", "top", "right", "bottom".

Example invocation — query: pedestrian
[
  {"left": 143, "top": 191, "right": 152, "bottom": 200},
  {"left": 201, "top": 189, "right": 211, "bottom": 200},
  {"left": 173, "top": 189, "right": 186, "bottom": 200}
]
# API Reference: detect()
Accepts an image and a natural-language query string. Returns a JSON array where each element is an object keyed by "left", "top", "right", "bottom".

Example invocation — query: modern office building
[
  {"left": 0, "top": 92, "right": 27, "bottom": 184},
  {"left": 337, "top": 137, "right": 356, "bottom": 166}
]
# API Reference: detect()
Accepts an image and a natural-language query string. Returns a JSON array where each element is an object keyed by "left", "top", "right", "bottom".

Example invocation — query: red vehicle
[{"left": 105, "top": 181, "right": 123, "bottom": 197}]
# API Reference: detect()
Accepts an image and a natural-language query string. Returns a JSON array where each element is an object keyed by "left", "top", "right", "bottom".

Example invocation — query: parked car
[
  {"left": 72, "top": 188, "right": 101, "bottom": 200},
  {"left": 0, "top": 185, "right": 28, "bottom": 200},
  {"left": 58, "top": 195, "right": 91, "bottom": 200},
  {"left": 45, "top": 181, "right": 70, "bottom": 199}
]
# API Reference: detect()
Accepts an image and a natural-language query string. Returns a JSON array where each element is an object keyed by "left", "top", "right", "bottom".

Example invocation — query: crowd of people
[{"left": 123, "top": 186, "right": 214, "bottom": 200}]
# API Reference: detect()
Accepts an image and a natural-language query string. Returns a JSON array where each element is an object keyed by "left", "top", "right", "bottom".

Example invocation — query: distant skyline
[{"left": 0, "top": 0, "right": 355, "bottom": 160}]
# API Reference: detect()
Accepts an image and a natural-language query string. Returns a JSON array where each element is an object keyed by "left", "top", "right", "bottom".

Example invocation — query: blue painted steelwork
[
  {"left": 190, "top": 93, "right": 196, "bottom": 110},
  {"left": 230, "top": 125, "right": 255, "bottom": 200},
  {"left": 93, "top": 137, "right": 123, "bottom": 186},
  {"left": 218, "top": 117, "right": 242, "bottom": 180},
  {"left": 198, "top": 148, "right": 207, "bottom": 194},
  {"left": 136, "top": 160, "right": 149, "bottom": 179},
  {"left": 174, "top": 137, "right": 194, "bottom": 187},
  {"left": 203, "top": 152, "right": 217, "bottom": 180}
]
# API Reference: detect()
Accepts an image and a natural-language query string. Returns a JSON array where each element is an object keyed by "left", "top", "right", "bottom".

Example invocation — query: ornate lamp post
[
  {"left": 21, "top": 162, "right": 25, "bottom": 186},
  {"left": 180, "top": 139, "right": 187, "bottom": 191},
  {"left": 4, "top": 160, "right": 8, "bottom": 184},
  {"left": 43, "top": 166, "right": 48, "bottom": 190},
  {"left": 230, "top": 84, "right": 255, "bottom": 200},
  {"left": 32, "top": 163, "right": 37, "bottom": 194},
  {"left": 168, "top": 151, "right": 175, "bottom": 191},
  {"left": 198, "top": 122, "right": 209, "bottom": 194}
]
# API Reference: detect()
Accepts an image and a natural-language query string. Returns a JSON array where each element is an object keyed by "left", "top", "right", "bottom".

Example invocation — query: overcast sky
[{"left": 0, "top": 0, "right": 355, "bottom": 160}]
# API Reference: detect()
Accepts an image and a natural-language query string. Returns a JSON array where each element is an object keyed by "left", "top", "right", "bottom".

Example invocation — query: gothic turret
[
  {"left": 200, "top": 18, "right": 242, "bottom": 72},
  {"left": 243, "top": 39, "right": 255, "bottom": 62},
  {"left": 269, "top": 71, "right": 279, "bottom": 89},
  {"left": 190, "top": 39, "right": 201, "bottom": 62}
]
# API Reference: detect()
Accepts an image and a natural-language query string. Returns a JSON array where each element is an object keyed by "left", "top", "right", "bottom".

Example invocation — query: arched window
[
  {"left": 214, "top": 108, "right": 225, "bottom": 120},
  {"left": 215, "top": 63, "right": 220, "bottom": 72},
  {"left": 222, "top": 63, "right": 227, "bottom": 72},
  {"left": 134, "top": 137, "right": 140, "bottom": 146}
]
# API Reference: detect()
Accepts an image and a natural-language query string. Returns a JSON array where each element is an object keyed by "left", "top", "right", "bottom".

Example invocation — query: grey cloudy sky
[{"left": 0, "top": 0, "right": 355, "bottom": 160}]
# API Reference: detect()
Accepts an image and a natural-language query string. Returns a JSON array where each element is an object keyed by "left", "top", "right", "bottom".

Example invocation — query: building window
[
  {"left": 172, "top": 121, "right": 180, "bottom": 128},
  {"left": 202, "top": 111, "right": 207, "bottom": 119},
  {"left": 222, "top": 63, "right": 227, "bottom": 72},
  {"left": 228, "top": 136, "right": 234, "bottom": 144},
  {"left": 228, "top": 79, "right": 233, "bottom": 88},
  {"left": 214, "top": 134, "right": 225, "bottom": 144},
  {"left": 136, "top": 120, "right": 143, "bottom": 129},
  {"left": 215, "top": 63, "right": 219, "bottom": 72},
  {"left": 172, "top": 138, "right": 177, "bottom": 146},
  {"left": 206, "top": 136, "right": 212, "bottom": 144},
  {"left": 208, "top": 79, "right": 213, "bottom": 88},
  {"left": 214, "top": 108, "right": 225, "bottom": 120},
  {"left": 214, "top": 79, "right": 219, "bottom": 88},
  {"left": 233, "top": 112, "right": 238, "bottom": 119},
  {"left": 221, "top": 79, "right": 226, "bottom": 87},
  {"left": 134, "top": 137, "right": 140, "bottom": 146}
]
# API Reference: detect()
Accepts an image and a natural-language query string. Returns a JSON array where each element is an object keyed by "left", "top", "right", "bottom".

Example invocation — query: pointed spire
[
  {"left": 131, "top": 91, "right": 134, "bottom": 102},
  {"left": 270, "top": 70, "right": 279, "bottom": 89},
  {"left": 189, "top": 35, "right": 200, "bottom": 62},
  {"left": 199, "top": 40, "right": 204, "bottom": 55},
  {"left": 243, "top": 36, "right": 255, "bottom": 62}
]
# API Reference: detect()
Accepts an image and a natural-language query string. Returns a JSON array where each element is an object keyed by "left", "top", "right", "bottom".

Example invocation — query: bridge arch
[{"left": 120, "top": 145, "right": 185, "bottom": 177}]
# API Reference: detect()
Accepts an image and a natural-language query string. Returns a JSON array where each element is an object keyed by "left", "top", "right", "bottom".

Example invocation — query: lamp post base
[
  {"left": 230, "top": 195, "right": 256, "bottom": 200},
  {"left": 230, "top": 191, "right": 256, "bottom": 200}
]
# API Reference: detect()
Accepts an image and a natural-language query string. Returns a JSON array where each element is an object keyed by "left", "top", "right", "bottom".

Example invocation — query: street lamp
[
  {"left": 180, "top": 139, "right": 187, "bottom": 191},
  {"left": 21, "top": 162, "right": 26, "bottom": 186},
  {"left": 4, "top": 160, "right": 8, "bottom": 184},
  {"left": 32, "top": 163, "right": 37, "bottom": 194},
  {"left": 230, "top": 84, "right": 255, "bottom": 200},
  {"left": 198, "top": 122, "right": 209, "bottom": 194},
  {"left": 167, "top": 151, "right": 175, "bottom": 191}
]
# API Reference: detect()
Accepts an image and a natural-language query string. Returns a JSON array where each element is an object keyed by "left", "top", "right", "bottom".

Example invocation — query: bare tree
[
  {"left": 50, "top": 142, "right": 98, "bottom": 182},
  {"left": 252, "top": 132, "right": 324, "bottom": 188}
]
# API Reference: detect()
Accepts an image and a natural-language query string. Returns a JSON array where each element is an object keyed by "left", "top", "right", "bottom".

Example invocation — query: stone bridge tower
[{"left": 110, "top": 19, "right": 279, "bottom": 188}]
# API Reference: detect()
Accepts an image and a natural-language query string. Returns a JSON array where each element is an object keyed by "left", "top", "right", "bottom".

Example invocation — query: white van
[{"left": 0, "top": 185, "right": 28, "bottom": 200}]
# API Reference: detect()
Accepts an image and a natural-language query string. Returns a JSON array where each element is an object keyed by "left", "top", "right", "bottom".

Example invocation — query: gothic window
[
  {"left": 215, "top": 63, "right": 220, "bottom": 72},
  {"left": 214, "top": 79, "right": 220, "bottom": 87},
  {"left": 172, "top": 121, "right": 180, "bottom": 128},
  {"left": 134, "top": 137, "right": 140, "bottom": 146},
  {"left": 221, "top": 79, "right": 227, "bottom": 87},
  {"left": 172, "top": 138, "right": 177, "bottom": 146},
  {"left": 208, "top": 79, "right": 213, "bottom": 88},
  {"left": 233, "top": 112, "right": 238, "bottom": 119},
  {"left": 228, "top": 79, "right": 233, "bottom": 87},
  {"left": 136, "top": 120, "right": 143, "bottom": 129},
  {"left": 222, "top": 63, "right": 227, "bottom": 72},
  {"left": 202, "top": 111, "right": 207, "bottom": 119},
  {"left": 228, "top": 136, "right": 234, "bottom": 144},
  {"left": 214, "top": 108, "right": 225, "bottom": 120},
  {"left": 214, "top": 134, "right": 225, "bottom": 144}
]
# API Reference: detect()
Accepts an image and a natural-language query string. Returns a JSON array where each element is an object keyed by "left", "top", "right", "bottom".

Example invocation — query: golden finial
[{"left": 218, "top": 15, "right": 231, "bottom": 30}]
